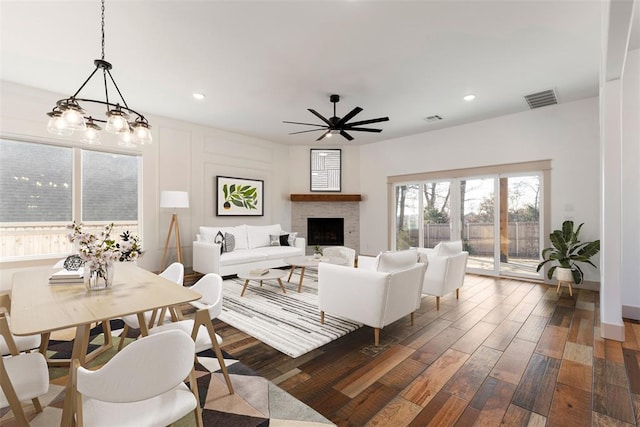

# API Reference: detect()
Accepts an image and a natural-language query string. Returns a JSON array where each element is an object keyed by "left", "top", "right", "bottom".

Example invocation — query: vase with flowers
[{"left": 67, "top": 222, "right": 143, "bottom": 290}]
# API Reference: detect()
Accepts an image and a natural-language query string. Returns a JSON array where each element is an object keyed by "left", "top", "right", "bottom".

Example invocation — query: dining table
[{"left": 10, "top": 262, "right": 203, "bottom": 427}]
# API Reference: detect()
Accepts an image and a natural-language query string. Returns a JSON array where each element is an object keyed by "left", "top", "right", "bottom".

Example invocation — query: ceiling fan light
[{"left": 105, "top": 107, "right": 130, "bottom": 133}]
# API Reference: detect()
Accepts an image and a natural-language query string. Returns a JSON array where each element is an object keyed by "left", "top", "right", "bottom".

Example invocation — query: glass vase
[{"left": 84, "top": 260, "right": 114, "bottom": 291}]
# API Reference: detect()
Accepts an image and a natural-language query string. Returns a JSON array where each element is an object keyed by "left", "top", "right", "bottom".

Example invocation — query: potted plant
[{"left": 536, "top": 220, "right": 600, "bottom": 284}]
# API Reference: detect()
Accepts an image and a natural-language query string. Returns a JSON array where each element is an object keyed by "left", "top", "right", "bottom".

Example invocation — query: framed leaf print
[{"left": 216, "top": 176, "right": 264, "bottom": 216}]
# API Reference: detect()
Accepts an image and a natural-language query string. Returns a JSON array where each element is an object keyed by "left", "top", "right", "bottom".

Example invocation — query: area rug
[
  {"left": 0, "top": 321, "right": 335, "bottom": 427},
  {"left": 219, "top": 269, "right": 362, "bottom": 358}
]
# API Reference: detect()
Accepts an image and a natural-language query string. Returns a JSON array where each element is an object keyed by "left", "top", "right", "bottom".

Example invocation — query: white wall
[
  {"left": 0, "top": 81, "right": 292, "bottom": 291},
  {"left": 621, "top": 49, "right": 640, "bottom": 320},
  {"left": 359, "top": 98, "right": 601, "bottom": 282}
]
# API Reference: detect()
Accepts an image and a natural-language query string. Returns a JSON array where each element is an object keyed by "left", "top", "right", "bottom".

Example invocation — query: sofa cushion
[
  {"left": 218, "top": 245, "right": 301, "bottom": 266},
  {"left": 269, "top": 234, "right": 281, "bottom": 246},
  {"left": 279, "top": 234, "right": 290, "bottom": 246},
  {"left": 376, "top": 248, "right": 418, "bottom": 273},
  {"left": 224, "top": 232, "right": 235, "bottom": 252},
  {"left": 200, "top": 225, "right": 248, "bottom": 249},
  {"left": 247, "top": 224, "right": 282, "bottom": 249}
]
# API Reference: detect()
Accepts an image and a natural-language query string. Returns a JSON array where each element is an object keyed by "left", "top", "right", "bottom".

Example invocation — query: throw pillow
[
  {"left": 279, "top": 233, "right": 290, "bottom": 246},
  {"left": 269, "top": 234, "right": 281, "bottom": 246},
  {"left": 417, "top": 252, "right": 429, "bottom": 267},
  {"left": 214, "top": 231, "right": 225, "bottom": 255},
  {"left": 287, "top": 231, "right": 298, "bottom": 247},
  {"left": 224, "top": 232, "right": 235, "bottom": 253}
]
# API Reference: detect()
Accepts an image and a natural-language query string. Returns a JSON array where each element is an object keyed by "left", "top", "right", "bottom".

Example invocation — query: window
[
  {"left": 0, "top": 138, "right": 141, "bottom": 260},
  {"left": 391, "top": 161, "right": 549, "bottom": 280}
]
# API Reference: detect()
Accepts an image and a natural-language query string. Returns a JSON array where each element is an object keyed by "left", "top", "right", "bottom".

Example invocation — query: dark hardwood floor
[{"left": 211, "top": 274, "right": 640, "bottom": 426}]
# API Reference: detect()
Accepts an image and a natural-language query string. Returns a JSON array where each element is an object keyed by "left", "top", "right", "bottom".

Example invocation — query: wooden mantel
[{"left": 290, "top": 194, "right": 362, "bottom": 202}]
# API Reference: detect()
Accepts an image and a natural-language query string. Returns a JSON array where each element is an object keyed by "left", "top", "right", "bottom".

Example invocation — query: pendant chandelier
[{"left": 46, "top": 0, "right": 152, "bottom": 147}]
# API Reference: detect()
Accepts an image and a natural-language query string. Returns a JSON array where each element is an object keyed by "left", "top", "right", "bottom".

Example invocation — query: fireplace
[{"left": 307, "top": 218, "right": 344, "bottom": 246}]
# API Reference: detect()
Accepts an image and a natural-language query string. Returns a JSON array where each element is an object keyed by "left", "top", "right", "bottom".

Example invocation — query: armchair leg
[
  {"left": 410, "top": 312, "right": 415, "bottom": 326},
  {"left": 320, "top": 311, "right": 325, "bottom": 324},
  {"left": 374, "top": 328, "right": 380, "bottom": 346},
  {"left": 456, "top": 288, "right": 459, "bottom": 299},
  {"left": 436, "top": 296, "right": 440, "bottom": 310}
]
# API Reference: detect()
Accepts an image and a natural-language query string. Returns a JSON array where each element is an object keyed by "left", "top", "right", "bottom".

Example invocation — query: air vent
[
  {"left": 425, "top": 115, "right": 443, "bottom": 122},
  {"left": 524, "top": 89, "right": 557, "bottom": 109}
]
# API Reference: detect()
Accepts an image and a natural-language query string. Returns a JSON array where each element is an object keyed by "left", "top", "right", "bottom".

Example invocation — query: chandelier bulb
[{"left": 47, "top": 111, "right": 74, "bottom": 136}]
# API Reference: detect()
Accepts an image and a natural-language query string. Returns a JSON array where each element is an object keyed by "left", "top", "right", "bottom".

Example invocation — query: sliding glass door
[{"left": 393, "top": 171, "right": 543, "bottom": 280}]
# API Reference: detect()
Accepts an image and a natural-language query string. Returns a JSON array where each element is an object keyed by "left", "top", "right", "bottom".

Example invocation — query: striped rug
[{"left": 219, "top": 270, "right": 361, "bottom": 358}]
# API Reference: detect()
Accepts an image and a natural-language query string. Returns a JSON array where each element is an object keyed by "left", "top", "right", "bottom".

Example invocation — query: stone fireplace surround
[{"left": 290, "top": 195, "right": 361, "bottom": 255}]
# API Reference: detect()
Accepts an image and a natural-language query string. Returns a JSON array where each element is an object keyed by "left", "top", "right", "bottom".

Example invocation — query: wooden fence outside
[{"left": 402, "top": 221, "right": 540, "bottom": 258}]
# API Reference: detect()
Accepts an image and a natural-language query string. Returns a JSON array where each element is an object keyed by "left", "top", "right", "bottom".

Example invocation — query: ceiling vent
[
  {"left": 425, "top": 115, "right": 443, "bottom": 123},
  {"left": 524, "top": 89, "right": 557, "bottom": 109}
]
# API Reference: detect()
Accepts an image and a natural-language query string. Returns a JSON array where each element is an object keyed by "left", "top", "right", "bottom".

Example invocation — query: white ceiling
[{"left": 0, "top": 1, "right": 612, "bottom": 145}]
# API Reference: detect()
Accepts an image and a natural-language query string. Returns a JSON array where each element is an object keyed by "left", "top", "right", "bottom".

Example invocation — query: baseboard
[
  {"left": 600, "top": 320, "right": 625, "bottom": 341},
  {"left": 622, "top": 304, "right": 640, "bottom": 321},
  {"left": 572, "top": 279, "right": 599, "bottom": 291}
]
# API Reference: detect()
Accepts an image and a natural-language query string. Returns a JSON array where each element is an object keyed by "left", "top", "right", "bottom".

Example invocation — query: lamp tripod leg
[{"left": 160, "top": 214, "right": 177, "bottom": 271}]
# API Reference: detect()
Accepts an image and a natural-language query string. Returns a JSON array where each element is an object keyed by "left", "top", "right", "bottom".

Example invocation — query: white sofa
[
  {"left": 318, "top": 248, "right": 426, "bottom": 346},
  {"left": 416, "top": 241, "right": 469, "bottom": 310},
  {"left": 192, "top": 224, "right": 305, "bottom": 277}
]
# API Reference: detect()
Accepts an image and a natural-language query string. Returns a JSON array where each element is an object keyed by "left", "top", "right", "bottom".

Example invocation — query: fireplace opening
[{"left": 307, "top": 218, "right": 344, "bottom": 246}]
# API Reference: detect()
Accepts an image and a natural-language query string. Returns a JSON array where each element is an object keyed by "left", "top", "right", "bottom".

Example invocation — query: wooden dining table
[{"left": 10, "top": 262, "right": 203, "bottom": 426}]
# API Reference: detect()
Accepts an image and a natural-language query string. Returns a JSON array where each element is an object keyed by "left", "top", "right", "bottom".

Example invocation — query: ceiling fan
[{"left": 283, "top": 94, "right": 389, "bottom": 141}]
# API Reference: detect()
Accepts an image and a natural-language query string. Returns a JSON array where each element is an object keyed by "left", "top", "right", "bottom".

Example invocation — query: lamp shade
[{"left": 160, "top": 191, "right": 189, "bottom": 209}]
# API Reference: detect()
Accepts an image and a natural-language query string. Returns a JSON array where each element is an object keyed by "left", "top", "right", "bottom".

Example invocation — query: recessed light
[
  {"left": 192, "top": 93, "right": 205, "bottom": 100},
  {"left": 463, "top": 94, "right": 476, "bottom": 102}
]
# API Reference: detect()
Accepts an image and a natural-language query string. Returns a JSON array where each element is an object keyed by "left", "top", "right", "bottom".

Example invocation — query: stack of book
[
  {"left": 49, "top": 268, "right": 85, "bottom": 285},
  {"left": 249, "top": 268, "right": 269, "bottom": 276}
]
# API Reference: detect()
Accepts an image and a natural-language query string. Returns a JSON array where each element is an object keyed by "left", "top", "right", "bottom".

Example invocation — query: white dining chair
[
  {"left": 72, "top": 329, "right": 202, "bottom": 427},
  {"left": 148, "top": 273, "right": 234, "bottom": 394},
  {"left": 0, "top": 294, "right": 41, "bottom": 356},
  {"left": 0, "top": 312, "right": 50, "bottom": 425},
  {"left": 117, "top": 262, "right": 184, "bottom": 351}
]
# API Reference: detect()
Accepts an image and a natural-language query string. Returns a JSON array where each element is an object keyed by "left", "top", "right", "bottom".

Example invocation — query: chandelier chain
[{"left": 101, "top": 0, "right": 105, "bottom": 60}]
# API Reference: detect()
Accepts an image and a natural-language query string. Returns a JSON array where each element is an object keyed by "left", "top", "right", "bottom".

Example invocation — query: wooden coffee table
[
  {"left": 238, "top": 269, "right": 288, "bottom": 296},
  {"left": 284, "top": 256, "right": 347, "bottom": 292}
]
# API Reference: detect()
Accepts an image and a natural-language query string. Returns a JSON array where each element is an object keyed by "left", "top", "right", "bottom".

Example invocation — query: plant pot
[{"left": 556, "top": 267, "right": 574, "bottom": 283}]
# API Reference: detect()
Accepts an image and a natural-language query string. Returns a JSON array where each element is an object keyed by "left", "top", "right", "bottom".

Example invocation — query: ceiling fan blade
[
  {"left": 316, "top": 130, "right": 330, "bottom": 141},
  {"left": 345, "top": 116, "right": 389, "bottom": 127},
  {"left": 282, "top": 120, "right": 326, "bottom": 127},
  {"left": 308, "top": 109, "right": 332, "bottom": 126},
  {"left": 288, "top": 128, "right": 327, "bottom": 135},
  {"left": 340, "top": 130, "right": 354, "bottom": 141},
  {"left": 344, "top": 127, "right": 383, "bottom": 133},
  {"left": 336, "top": 107, "right": 363, "bottom": 127}
]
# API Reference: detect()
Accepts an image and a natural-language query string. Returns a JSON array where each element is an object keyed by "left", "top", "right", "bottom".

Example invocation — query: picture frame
[
  {"left": 310, "top": 149, "right": 341, "bottom": 192},
  {"left": 216, "top": 176, "right": 264, "bottom": 216}
]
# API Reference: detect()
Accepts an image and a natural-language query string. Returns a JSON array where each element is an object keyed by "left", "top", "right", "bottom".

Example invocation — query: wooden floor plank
[
  {"left": 364, "top": 396, "right": 422, "bottom": 427},
  {"left": 407, "top": 390, "right": 467, "bottom": 427},
  {"left": 557, "top": 359, "right": 592, "bottom": 392},
  {"left": 501, "top": 403, "right": 532, "bottom": 426},
  {"left": 334, "top": 344, "right": 414, "bottom": 398},
  {"left": 483, "top": 319, "right": 524, "bottom": 351},
  {"left": 402, "top": 348, "right": 470, "bottom": 407},
  {"left": 547, "top": 382, "right": 592, "bottom": 426},
  {"left": 331, "top": 382, "right": 397, "bottom": 426},
  {"left": 535, "top": 325, "right": 568, "bottom": 359},
  {"left": 489, "top": 337, "right": 537, "bottom": 385},
  {"left": 450, "top": 321, "right": 498, "bottom": 355},
  {"left": 472, "top": 379, "right": 517, "bottom": 426},
  {"left": 516, "top": 314, "right": 550, "bottom": 343},
  {"left": 442, "top": 345, "right": 503, "bottom": 401}
]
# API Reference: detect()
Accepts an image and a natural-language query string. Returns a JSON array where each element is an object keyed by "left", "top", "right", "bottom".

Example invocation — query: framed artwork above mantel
[
  {"left": 310, "top": 149, "right": 341, "bottom": 192},
  {"left": 216, "top": 176, "right": 264, "bottom": 216}
]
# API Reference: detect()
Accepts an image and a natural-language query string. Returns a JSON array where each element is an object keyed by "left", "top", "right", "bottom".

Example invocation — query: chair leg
[
  {"left": 410, "top": 312, "right": 414, "bottom": 326},
  {"left": 32, "top": 396, "right": 43, "bottom": 412},
  {"left": 320, "top": 311, "right": 325, "bottom": 324},
  {"left": 0, "top": 358, "right": 30, "bottom": 426},
  {"left": 456, "top": 288, "right": 459, "bottom": 299},
  {"left": 117, "top": 324, "right": 130, "bottom": 351},
  {"left": 374, "top": 328, "right": 380, "bottom": 346},
  {"left": 436, "top": 296, "right": 440, "bottom": 310},
  {"left": 187, "top": 367, "right": 204, "bottom": 427},
  {"left": 195, "top": 310, "right": 234, "bottom": 395}
]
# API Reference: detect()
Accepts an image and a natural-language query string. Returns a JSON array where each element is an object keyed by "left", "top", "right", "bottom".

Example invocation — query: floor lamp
[{"left": 160, "top": 191, "right": 189, "bottom": 271}]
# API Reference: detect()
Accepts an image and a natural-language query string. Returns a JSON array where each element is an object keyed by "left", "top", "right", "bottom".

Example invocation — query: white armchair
[
  {"left": 318, "top": 249, "right": 426, "bottom": 346},
  {"left": 322, "top": 246, "right": 356, "bottom": 267},
  {"left": 418, "top": 241, "right": 469, "bottom": 310}
]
